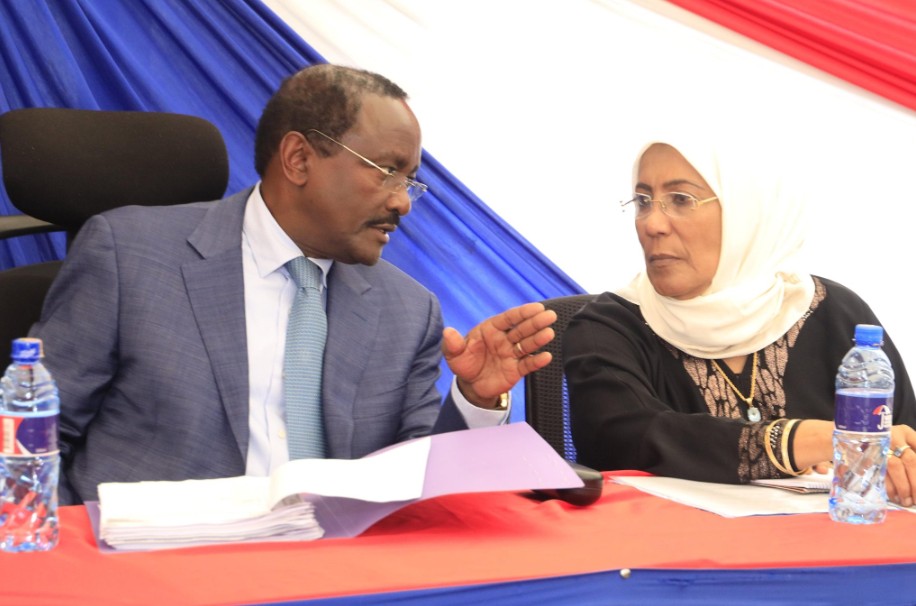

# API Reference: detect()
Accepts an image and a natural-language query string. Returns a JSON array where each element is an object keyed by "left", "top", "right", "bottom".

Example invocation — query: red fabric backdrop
[{"left": 667, "top": 0, "right": 916, "bottom": 112}]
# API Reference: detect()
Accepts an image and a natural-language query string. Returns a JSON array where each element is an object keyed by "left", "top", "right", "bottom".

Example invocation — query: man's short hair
[{"left": 254, "top": 64, "right": 408, "bottom": 176}]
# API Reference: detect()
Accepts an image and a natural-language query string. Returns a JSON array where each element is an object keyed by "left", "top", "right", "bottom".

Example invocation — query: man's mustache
[{"left": 367, "top": 212, "right": 401, "bottom": 229}]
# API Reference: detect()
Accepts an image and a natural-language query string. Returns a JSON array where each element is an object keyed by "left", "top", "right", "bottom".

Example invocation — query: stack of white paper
[
  {"left": 95, "top": 423, "right": 585, "bottom": 551},
  {"left": 99, "top": 437, "right": 431, "bottom": 550},
  {"left": 98, "top": 476, "right": 322, "bottom": 549},
  {"left": 750, "top": 472, "right": 832, "bottom": 494}
]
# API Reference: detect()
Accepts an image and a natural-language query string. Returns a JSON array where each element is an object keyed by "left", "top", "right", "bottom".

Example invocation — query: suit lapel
[
  {"left": 323, "top": 263, "right": 378, "bottom": 457},
  {"left": 183, "top": 190, "right": 251, "bottom": 461}
]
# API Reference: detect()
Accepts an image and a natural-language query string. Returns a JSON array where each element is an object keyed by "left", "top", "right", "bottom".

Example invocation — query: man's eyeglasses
[
  {"left": 620, "top": 192, "right": 719, "bottom": 220},
  {"left": 306, "top": 129, "right": 428, "bottom": 202}
]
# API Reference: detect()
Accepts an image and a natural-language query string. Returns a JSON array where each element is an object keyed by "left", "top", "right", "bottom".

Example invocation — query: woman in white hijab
[{"left": 565, "top": 136, "right": 916, "bottom": 506}]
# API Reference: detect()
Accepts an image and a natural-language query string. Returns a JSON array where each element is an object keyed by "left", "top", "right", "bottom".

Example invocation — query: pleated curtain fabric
[{"left": 283, "top": 257, "right": 328, "bottom": 459}]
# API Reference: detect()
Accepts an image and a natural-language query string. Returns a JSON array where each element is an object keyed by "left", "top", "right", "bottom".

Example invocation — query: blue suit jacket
[{"left": 34, "top": 189, "right": 466, "bottom": 504}]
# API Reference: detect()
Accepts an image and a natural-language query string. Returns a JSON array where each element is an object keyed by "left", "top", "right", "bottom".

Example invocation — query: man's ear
[{"left": 278, "top": 131, "right": 313, "bottom": 186}]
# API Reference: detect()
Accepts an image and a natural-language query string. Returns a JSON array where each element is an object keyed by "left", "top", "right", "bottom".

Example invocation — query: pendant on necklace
[
  {"left": 747, "top": 405, "right": 761, "bottom": 423},
  {"left": 710, "top": 353, "right": 761, "bottom": 423}
]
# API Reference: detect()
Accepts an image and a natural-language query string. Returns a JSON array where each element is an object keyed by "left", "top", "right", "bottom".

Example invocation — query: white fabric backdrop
[{"left": 263, "top": 0, "right": 916, "bottom": 365}]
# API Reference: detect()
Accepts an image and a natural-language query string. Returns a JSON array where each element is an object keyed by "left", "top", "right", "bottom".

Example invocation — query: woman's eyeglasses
[{"left": 620, "top": 192, "right": 718, "bottom": 220}]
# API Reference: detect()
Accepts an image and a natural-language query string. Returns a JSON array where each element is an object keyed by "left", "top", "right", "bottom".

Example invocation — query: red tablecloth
[{"left": 2, "top": 475, "right": 915, "bottom": 605}]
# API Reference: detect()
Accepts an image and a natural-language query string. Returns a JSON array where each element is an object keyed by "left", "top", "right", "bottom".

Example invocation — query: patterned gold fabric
[{"left": 665, "top": 278, "right": 826, "bottom": 481}]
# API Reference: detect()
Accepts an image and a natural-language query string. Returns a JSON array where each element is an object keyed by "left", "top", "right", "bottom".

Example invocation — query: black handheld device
[{"left": 533, "top": 462, "right": 603, "bottom": 506}]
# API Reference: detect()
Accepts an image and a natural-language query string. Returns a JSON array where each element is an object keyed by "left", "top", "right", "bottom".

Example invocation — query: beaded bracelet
[
  {"left": 768, "top": 419, "right": 784, "bottom": 456},
  {"left": 763, "top": 418, "right": 811, "bottom": 477},
  {"left": 764, "top": 419, "right": 808, "bottom": 476}
]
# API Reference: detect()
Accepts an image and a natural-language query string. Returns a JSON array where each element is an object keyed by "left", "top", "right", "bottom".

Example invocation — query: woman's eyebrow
[
  {"left": 634, "top": 178, "right": 705, "bottom": 192},
  {"left": 663, "top": 178, "right": 706, "bottom": 190}
]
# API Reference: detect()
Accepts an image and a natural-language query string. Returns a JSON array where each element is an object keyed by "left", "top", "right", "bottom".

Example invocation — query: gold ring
[
  {"left": 893, "top": 444, "right": 912, "bottom": 458},
  {"left": 514, "top": 342, "right": 526, "bottom": 358}
]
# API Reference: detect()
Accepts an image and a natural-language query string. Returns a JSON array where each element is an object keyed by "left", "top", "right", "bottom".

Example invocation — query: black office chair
[
  {"left": 0, "top": 108, "right": 230, "bottom": 347},
  {"left": 524, "top": 294, "right": 596, "bottom": 461}
]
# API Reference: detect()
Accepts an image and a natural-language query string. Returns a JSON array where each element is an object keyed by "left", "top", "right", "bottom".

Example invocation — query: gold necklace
[{"left": 710, "top": 351, "right": 761, "bottom": 422}]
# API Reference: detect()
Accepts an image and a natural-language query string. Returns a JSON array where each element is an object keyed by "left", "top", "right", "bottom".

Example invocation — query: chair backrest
[
  {"left": 524, "top": 294, "right": 596, "bottom": 461},
  {"left": 0, "top": 107, "right": 229, "bottom": 240},
  {"left": 0, "top": 108, "right": 230, "bottom": 347}
]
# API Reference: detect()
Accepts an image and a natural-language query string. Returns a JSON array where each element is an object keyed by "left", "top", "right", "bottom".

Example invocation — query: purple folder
[{"left": 313, "top": 422, "right": 583, "bottom": 538}]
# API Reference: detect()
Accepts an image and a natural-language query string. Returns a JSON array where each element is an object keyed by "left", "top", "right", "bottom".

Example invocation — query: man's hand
[{"left": 442, "top": 302, "right": 557, "bottom": 409}]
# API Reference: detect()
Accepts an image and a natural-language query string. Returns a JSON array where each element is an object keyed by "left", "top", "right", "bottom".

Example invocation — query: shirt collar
[{"left": 242, "top": 183, "right": 333, "bottom": 289}]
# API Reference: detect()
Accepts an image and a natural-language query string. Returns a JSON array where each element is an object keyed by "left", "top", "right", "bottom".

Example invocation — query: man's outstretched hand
[{"left": 442, "top": 302, "right": 557, "bottom": 408}]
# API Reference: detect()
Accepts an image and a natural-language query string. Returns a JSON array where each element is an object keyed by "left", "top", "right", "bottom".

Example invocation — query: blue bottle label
[
  {"left": 835, "top": 390, "right": 893, "bottom": 433},
  {"left": 0, "top": 412, "right": 59, "bottom": 456}
]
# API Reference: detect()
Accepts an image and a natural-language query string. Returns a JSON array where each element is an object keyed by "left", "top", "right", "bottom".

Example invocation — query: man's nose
[{"left": 387, "top": 187, "right": 412, "bottom": 216}]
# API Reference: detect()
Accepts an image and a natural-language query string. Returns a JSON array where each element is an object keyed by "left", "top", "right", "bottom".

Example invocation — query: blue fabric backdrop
[{"left": 0, "top": 0, "right": 583, "bottom": 410}]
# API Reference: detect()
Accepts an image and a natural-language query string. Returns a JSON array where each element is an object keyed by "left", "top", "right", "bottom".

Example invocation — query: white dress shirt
[{"left": 241, "top": 185, "right": 507, "bottom": 476}]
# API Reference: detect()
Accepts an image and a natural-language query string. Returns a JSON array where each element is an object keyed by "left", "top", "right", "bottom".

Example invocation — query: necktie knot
[{"left": 287, "top": 256, "right": 322, "bottom": 291}]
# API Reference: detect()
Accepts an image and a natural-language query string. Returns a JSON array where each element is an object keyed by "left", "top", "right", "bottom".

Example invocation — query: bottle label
[
  {"left": 835, "top": 390, "right": 893, "bottom": 433},
  {"left": 0, "top": 412, "right": 59, "bottom": 456}
]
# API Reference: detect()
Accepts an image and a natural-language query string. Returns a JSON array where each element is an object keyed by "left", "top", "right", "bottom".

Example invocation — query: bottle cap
[
  {"left": 10, "top": 338, "right": 43, "bottom": 363},
  {"left": 854, "top": 324, "right": 884, "bottom": 347}
]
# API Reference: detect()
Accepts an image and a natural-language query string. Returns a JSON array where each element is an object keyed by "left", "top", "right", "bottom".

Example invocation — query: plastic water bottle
[
  {"left": 829, "top": 324, "right": 894, "bottom": 525},
  {"left": 0, "top": 338, "right": 60, "bottom": 551}
]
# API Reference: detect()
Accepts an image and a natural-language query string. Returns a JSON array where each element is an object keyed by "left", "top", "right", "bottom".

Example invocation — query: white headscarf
[{"left": 617, "top": 133, "right": 815, "bottom": 359}]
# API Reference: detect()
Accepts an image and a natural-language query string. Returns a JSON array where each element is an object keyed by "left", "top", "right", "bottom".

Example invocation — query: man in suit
[{"left": 34, "top": 64, "right": 556, "bottom": 505}]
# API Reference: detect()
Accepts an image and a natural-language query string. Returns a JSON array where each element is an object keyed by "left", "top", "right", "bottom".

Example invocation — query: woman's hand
[
  {"left": 795, "top": 421, "right": 916, "bottom": 507},
  {"left": 886, "top": 424, "right": 916, "bottom": 507},
  {"left": 791, "top": 420, "right": 834, "bottom": 471}
]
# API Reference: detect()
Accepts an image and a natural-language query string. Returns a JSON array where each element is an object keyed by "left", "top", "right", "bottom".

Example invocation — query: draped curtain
[
  {"left": 668, "top": 0, "right": 916, "bottom": 111},
  {"left": 0, "top": 0, "right": 580, "bottom": 407},
  {"left": 3, "top": 0, "right": 916, "bottom": 403},
  {"left": 251, "top": 0, "right": 916, "bottom": 369},
  {"left": 0, "top": 0, "right": 318, "bottom": 263}
]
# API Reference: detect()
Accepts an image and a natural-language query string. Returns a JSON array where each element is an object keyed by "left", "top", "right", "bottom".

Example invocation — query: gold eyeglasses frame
[
  {"left": 306, "top": 129, "right": 428, "bottom": 202},
  {"left": 620, "top": 191, "right": 719, "bottom": 220}
]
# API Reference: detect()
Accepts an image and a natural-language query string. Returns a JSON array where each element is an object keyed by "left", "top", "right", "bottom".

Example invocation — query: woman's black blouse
[{"left": 564, "top": 277, "right": 916, "bottom": 483}]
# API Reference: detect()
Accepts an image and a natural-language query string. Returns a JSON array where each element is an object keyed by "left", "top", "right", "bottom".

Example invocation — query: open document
[
  {"left": 95, "top": 422, "right": 583, "bottom": 551},
  {"left": 613, "top": 471, "right": 916, "bottom": 517},
  {"left": 612, "top": 475, "right": 831, "bottom": 517}
]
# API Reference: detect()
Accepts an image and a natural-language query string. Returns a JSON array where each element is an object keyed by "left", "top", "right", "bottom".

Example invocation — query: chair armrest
[{"left": 0, "top": 214, "right": 61, "bottom": 239}]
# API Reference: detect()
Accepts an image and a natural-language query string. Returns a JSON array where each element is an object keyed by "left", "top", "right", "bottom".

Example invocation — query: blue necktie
[{"left": 283, "top": 257, "right": 328, "bottom": 459}]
